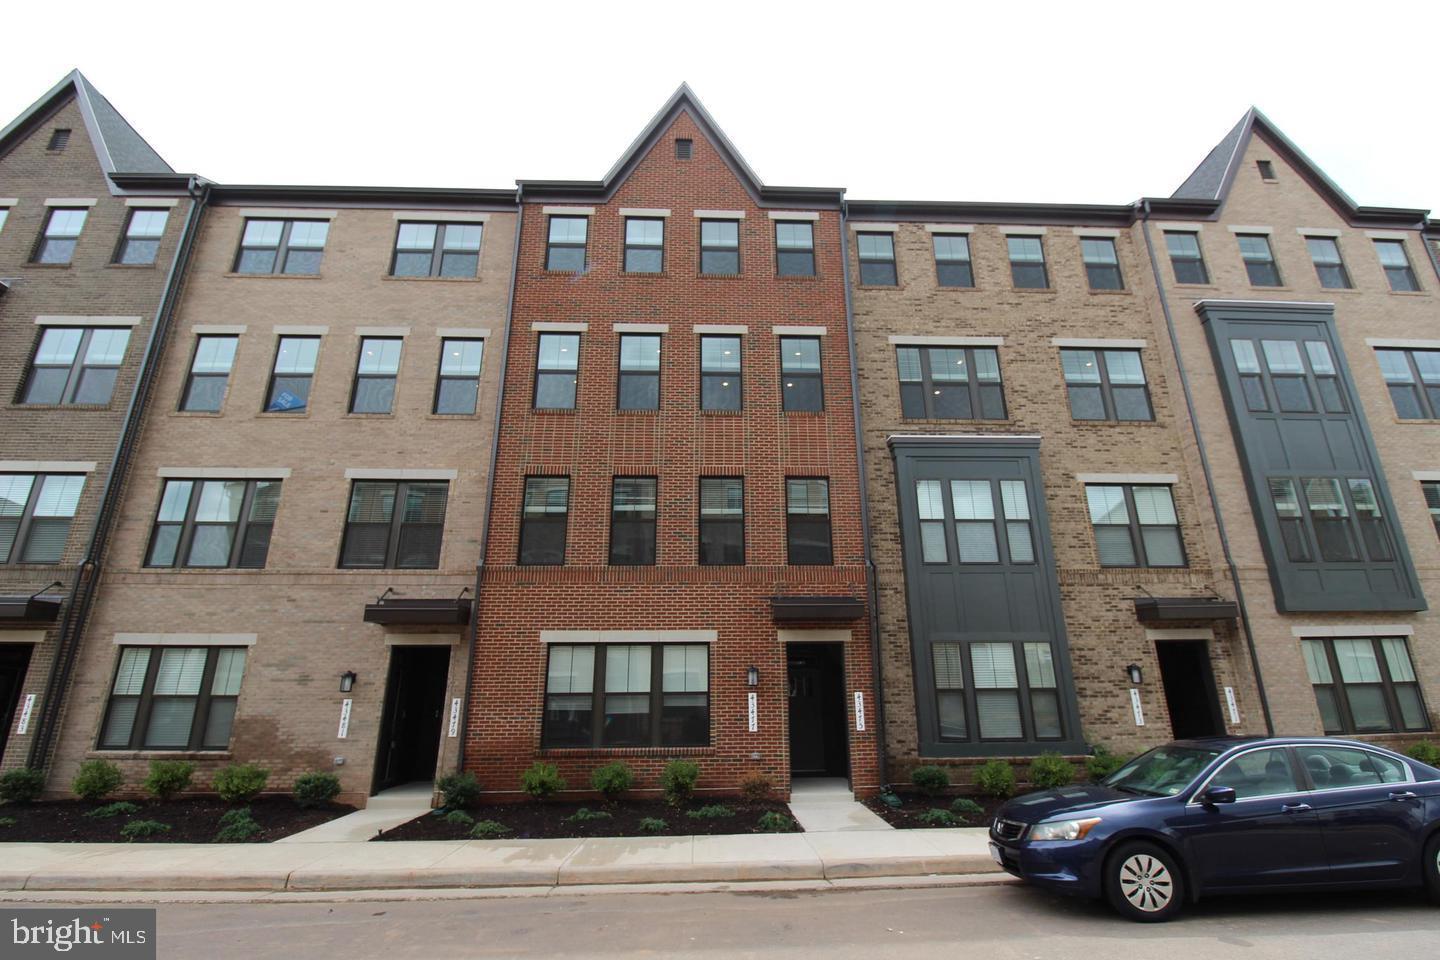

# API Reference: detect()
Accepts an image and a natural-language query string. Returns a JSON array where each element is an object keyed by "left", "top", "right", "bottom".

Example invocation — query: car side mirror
[{"left": 1200, "top": 785, "right": 1236, "bottom": 808}]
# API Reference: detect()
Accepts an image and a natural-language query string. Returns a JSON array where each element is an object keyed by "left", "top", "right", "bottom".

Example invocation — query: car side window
[
  {"left": 1211, "top": 748, "right": 1303, "bottom": 800},
  {"left": 1295, "top": 746, "right": 1407, "bottom": 788}
]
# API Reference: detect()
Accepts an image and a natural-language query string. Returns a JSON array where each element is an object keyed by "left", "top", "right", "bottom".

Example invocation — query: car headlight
[{"left": 1029, "top": 817, "right": 1102, "bottom": 842}]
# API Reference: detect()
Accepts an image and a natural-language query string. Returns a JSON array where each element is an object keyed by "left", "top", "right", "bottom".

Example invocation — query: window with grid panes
[
  {"left": 1375, "top": 348, "right": 1440, "bottom": 419},
  {"left": 1164, "top": 231, "right": 1209, "bottom": 284},
  {"left": 339, "top": 481, "right": 447, "bottom": 568},
  {"left": 700, "top": 220, "right": 739, "bottom": 275},
  {"left": 698, "top": 478, "right": 743, "bottom": 565},
  {"left": 1080, "top": 237, "right": 1123, "bottom": 290},
  {"left": 33, "top": 208, "right": 86, "bottom": 264},
  {"left": 609, "top": 478, "right": 656, "bottom": 565},
  {"left": 857, "top": 232, "right": 897, "bottom": 285},
  {"left": 1006, "top": 236, "right": 1048, "bottom": 288},
  {"left": 785, "top": 479, "right": 831, "bottom": 565},
  {"left": 1305, "top": 237, "right": 1351, "bottom": 289},
  {"left": 534, "top": 333, "right": 580, "bottom": 409},
  {"left": 391, "top": 222, "right": 483, "bottom": 277},
  {"left": 264, "top": 336, "right": 319, "bottom": 412},
  {"left": 146, "top": 479, "right": 280, "bottom": 569},
  {"left": 519, "top": 477, "right": 569, "bottom": 565},
  {"left": 1374, "top": 239, "right": 1420, "bottom": 291},
  {"left": 234, "top": 219, "right": 328, "bottom": 275},
  {"left": 1059, "top": 348, "right": 1152, "bottom": 421},
  {"left": 1085, "top": 485, "right": 1185, "bottom": 567},
  {"left": 932, "top": 233, "right": 973, "bottom": 287},
  {"left": 896, "top": 346, "right": 1005, "bottom": 420},
  {"left": 22, "top": 327, "right": 130, "bottom": 405},
  {"left": 542, "top": 643, "right": 708, "bottom": 748},
  {"left": 1237, "top": 234, "right": 1281, "bottom": 286},
  {"left": 1302, "top": 637, "right": 1429, "bottom": 734},
  {"left": 180, "top": 335, "right": 237, "bottom": 412},
  {"left": 780, "top": 337, "right": 822, "bottom": 411},
  {"left": 617, "top": 334, "right": 660, "bottom": 410},
  {"left": 115, "top": 208, "right": 169, "bottom": 265},
  {"left": 434, "top": 339, "right": 483, "bottom": 414},
  {"left": 99, "top": 646, "right": 247, "bottom": 750},
  {"left": 0, "top": 474, "right": 84, "bottom": 564},
  {"left": 624, "top": 218, "right": 664, "bottom": 273}
]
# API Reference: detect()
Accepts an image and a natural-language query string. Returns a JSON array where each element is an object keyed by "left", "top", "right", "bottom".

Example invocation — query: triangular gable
[{"left": 0, "top": 70, "right": 172, "bottom": 178}]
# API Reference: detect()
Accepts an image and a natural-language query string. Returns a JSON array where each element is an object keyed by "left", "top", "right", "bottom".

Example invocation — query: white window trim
[
  {"left": 1144, "top": 628, "right": 1215, "bottom": 641},
  {"left": 353, "top": 326, "right": 411, "bottom": 337},
  {"left": 1072, "top": 227, "right": 1121, "bottom": 238},
  {"left": 1365, "top": 230, "right": 1410, "bottom": 241},
  {"left": 0, "top": 198, "right": 17, "bottom": 207},
  {"left": 1296, "top": 227, "right": 1342, "bottom": 238},
  {"left": 694, "top": 209, "right": 745, "bottom": 220},
  {"left": 272, "top": 324, "right": 329, "bottom": 336},
  {"left": 43, "top": 198, "right": 98, "bottom": 207},
  {"left": 385, "top": 632, "right": 461, "bottom": 646},
  {"left": 0, "top": 630, "right": 46, "bottom": 645},
  {"left": 0, "top": 460, "right": 96, "bottom": 473},
  {"left": 124, "top": 198, "right": 180, "bottom": 208},
  {"left": 540, "top": 629, "right": 717, "bottom": 644},
  {"left": 767, "top": 211, "right": 820, "bottom": 221},
  {"left": 888, "top": 335, "right": 1004, "bottom": 346},
  {"left": 1365, "top": 337, "right": 1440, "bottom": 350},
  {"left": 850, "top": 222, "right": 898, "bottom": 233},
  {"left": 1076, "top": 473, "right": 1178, "bottom": 485},
  {"left": 192, "top": 324, "right": 247, "bottom": 335},
  {"left": 156, "top": 467, "right": 291, "bottom": 479},
  {"left": 1226, "top": 225, "right": 1274, "bottom": 235},
  {"left": 236, "top": 208, "right": 337, "bottom": 220},
  {"left": 1003, "top": 226, "right": 1047, "bottom": 236},
  {"left": 619, "top": 208, "right": 671, "bottom": 218},
  {"left": 1290, "top": 624, "right": 1414, "bottom": 638},
  {"left": 695, "top": 324, "right": 748, "bottom": 335},
  {"left": 777, "top": 628, "right": 849, "bottom": 644},
  {"left": 541, "top": 206, "right": 594, "bottom": 216},
  {"left": 773, "top": 325, "right": 826, "bottom": 336},
  {"left": 1051, "top": 337, "right": 1147, "bottom": 349},
  {"left": 391, "top": 211, "right": 489, "bottom": 223},
  {"left": 113, "top": 633, "right": 258, "bottom": 647},
  {"left": 344, "top": 468, "right": 458, "bottom": 481},
  {"left": 1413, "top": 471, "right": 1440, "bottom": 482},
  {"left": 35, "top": 315, "right": 140, "bottom": 328},
  {"left": 614, "top": 323, "right": 669, "bottom": 333},
  {"left": 531, "top": 322, "right": 588, "bottom": 333},
  {"left": 923, "top": 224, "right": 974, "bottom": 234},
  {"left": 437, "top": 327, "right": 490, "bottom": 339}
]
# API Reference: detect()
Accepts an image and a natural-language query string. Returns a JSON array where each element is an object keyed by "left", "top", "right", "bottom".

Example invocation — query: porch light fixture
[
  {"left": 746, "top": 666, "right": 759, "bottom": 687},
  {"left": 340, "top": 671, "right": 357, "bottom": 693},
  {"left": 1125, "top": 663, "right": 1143, "bottom": 685}
]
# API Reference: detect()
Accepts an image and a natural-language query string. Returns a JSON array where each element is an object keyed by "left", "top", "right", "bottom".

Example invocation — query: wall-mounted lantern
[
  {"left": 340, "top": 671, "right": 357, "bottom": 693},
  {"left": 746, "top": 666, "right": 760, "bottom": 687},
  {"left": 1125, "top": 663, "right": 1143, "bottom": 685}
]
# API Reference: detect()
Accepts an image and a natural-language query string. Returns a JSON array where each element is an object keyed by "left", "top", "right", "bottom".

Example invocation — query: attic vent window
[
  {"left": 1257, "top": 160, "right": 1276, "bottom": 181},
  {"left": 675, "top": 139, "right": 693, "bottom": 160},
  {"left": 47, "top": 128, "right": 71, "bottom": 152}
]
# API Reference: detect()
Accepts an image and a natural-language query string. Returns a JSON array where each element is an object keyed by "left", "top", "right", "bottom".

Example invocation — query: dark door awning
[
  {"left": 770, "top": 596, "right": 866, "bottom": 622},
  {"left": 0, "top": 595, "right": 62, "bottom": 622},
  {"left": 1134, "top": 597, "right": 1240, "bottom": 623},
  {"left": 363, "top": 597, "right": 472, "bottom": 626}
]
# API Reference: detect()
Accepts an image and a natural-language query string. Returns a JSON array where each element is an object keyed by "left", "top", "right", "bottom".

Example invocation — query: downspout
[
  {"left": 28, "top": 177, "right": 211, "bottom": 771},
  {"left": 1137, "top": 199, "right": 1274, "bottom": 735},
  {"left": 838, "top": 199, "right": 888, "bottom": 791},
  {"left": 456, "top": 186, "right": 523, "bottom": 773}
]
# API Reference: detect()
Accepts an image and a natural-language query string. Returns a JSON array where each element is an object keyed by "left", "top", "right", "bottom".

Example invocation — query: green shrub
[
  {"left": 974, "top": 760, "right": 1016, "bottom": 799},
  {"left": 0, "top": 768, "right": 46, "bottom": 804},
  {"left": 0, "top": 817, "right": 15, "bottom": 828},
  {"left": 1087, "top": 746, "right": 1133, "bottom": 783},
  {"left": 436, "top": 772, "right": 482, "bottom": 809},
  {"left": 565, "top": 807, "right": 613, "bottom": 824},
  {"left": 214, "top": 808, "right": 261, "bottom": 843},
  {"left": 910, "top": 765, "right": 950, "bottom": 798},
  {"left": 589, "top": 762, "right": 634, "bottom": 801},
  {"left": 756, "top": 811, "right": 795, "bottom": 833},
  {"left": 738, "top": 771, "right": 774, "bottom": 803},
  {"left": 949, "top": 797, "right": 985, "bottom": 821},
  {"left": 469, "top": 820, "right": 510, "bottom": 839},
  {"left": 637, "top": 817, "right": 668, "bottom": 834},
  {"left": 71, "top": 760, "right": 124, "bottom": 802},
  {"left": 685, "top": 803, "right": 734, "bottom": 820},
  {"left": 142, "top": 760, "right": 194, "bottom": 801},
  {"left": 292, "top": 772, "right": 341, "bottom": 809},
  {"left": 660, "top": 759, "right": 700, "bottom": 806},
  {"left": 119, "top": 819, "right": 171, "bottom": 841},
  {"left": 84, "top": 801, "right": 141, "bottom": 819},
  {"left": 1029, "top": 752, "right": 1076, "bottom": 790},
  {"left": 213, "top": 764, "right": 269, "bottom": 804},
  {"left": 1406, "top": 742, "right": 1440, "bottom": 767},
  {"left": 443, "top": 810, "right": 475, "bottom": 828},
  {"left": 916, "top": 808, "right": 960, "bottom": 827},
  {"left": 519, "top": 762, "right": 566, "bottom": 801}
]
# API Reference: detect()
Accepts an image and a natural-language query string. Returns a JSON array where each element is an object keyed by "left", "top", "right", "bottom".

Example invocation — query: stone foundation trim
[
  {"left": 923, "top": 224, "right": 975, "bottom": 234},
  {"left": 0, "top": 460, "right": 96, "bottom": 473},
  {"left": 541, "top": 206, "right": 595, "bottom": 216},
  {"left": 1290, "top": 624, "right": 1414, "bottom": 638},
  {"left": 539, "top": 629, "right": 717, "bottom": 644},
  {"left": 693, "top": 209, "right": 745, "bottom": 219},
  {"left": 1143, "top": 627, "right": 1215, "bottom": 641},
  {"left": 392, "top": 211, "right": 489, "bottom": 222},
  {"left": 43, "top": 198, "right": 98, "bottom": 207},
  {"left": 1074, "top": 472, "right": 1179, "bottom": 485},
  {"left": 776, "top": 628, "right": 849, "bottom": 644},
  {"left": 1364, "top": 230, "right": 1411, "bottom": 241},
  {"left": 0, "top": 630, "right": 46, "bottom": 645},
  {"left": 1050, "top": 337, "right": 1146, "bottom": 348},
  {"left": 767, "top": 211, "right": 820, "bottom": 221},
  {"left": 849, "top": 222, "right": 898, "bottom": 232},
  {"left": 530, "top": 321, "right": 588, "bottom": 332},
  {"left": 35, "top": 315, "right": 140, "bottom": 327},
  {"left": 1002, "top": 226, "right": 1047, "bottom": 236},
  {"left": 1072, "top": 227, "right": 1121, "bottom": 238},
  {"left": 1296, "top": 227, "right": 1341, "bottom": 238},
  {"left": 613, "top": 323, "right": 669, "bottom": 333},
  {"left": 888, "top": 335, "right": 1003, "bottom": 346},
  {"left": 235, "top": 207, "right": 338, "bottom": 220},
  {"left": 156, "top": 466, "right": 291, "bottom": 479},
  {"left": 772, "top": 325, "right": 827, "bottom": 336},
  {"left": 694, "top": 324, "right": 748, "bottom": 334},
  {"left": 353, "top": 326, "right": 411, "bottom": 337},
  {"left": 272, "top": 324, "right": 329, "bottom": 335},
  {"left": 192, "top": 324, "right": 247, "bottom": 335},
  {"left": 1225, "top": 225, "right": 1274, "bottom": 234},
  {"left": 112, "top": 632, "right": 257, "bottom": 646},
  {"left": 1365, "top": 337, "right": 1440, "bottom": 350},
  {"left": 343, "top": 467, "right": 458, "bottom": 480},
  {"left": 618, "top": 208, "right": 671, "bottom": 218},
  {"left": 436, "top": 327, "right": 491, "bottom": 338},
  {"left": 124, "top": 197, "right": 180, "bottom": 208}
]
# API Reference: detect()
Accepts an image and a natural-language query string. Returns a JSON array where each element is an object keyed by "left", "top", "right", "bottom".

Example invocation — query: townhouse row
[{"left": 1, "top": 74, "right": 1436, "bottom": 804}]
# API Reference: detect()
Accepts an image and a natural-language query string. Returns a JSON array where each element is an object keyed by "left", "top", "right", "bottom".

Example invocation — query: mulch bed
[
  {"left": 862, "top": 792, "right": 1007, "bottom": 829},
  {"left": 375, "top": 798, "right": 801, "bottom": 841},
  {"left": 0, "top": 796, "right": 355, "bottom": 843}
]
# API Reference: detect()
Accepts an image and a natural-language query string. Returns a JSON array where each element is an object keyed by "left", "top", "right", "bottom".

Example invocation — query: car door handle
[
  {"left": 1281, "top": 803, "right": 1313, "bottom": 813},
  {"left": 1389, "top": 791, "right": 1418, "bottom": 802}
]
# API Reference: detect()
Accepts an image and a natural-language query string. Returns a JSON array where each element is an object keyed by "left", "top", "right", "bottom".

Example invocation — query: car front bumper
[{"left": 989, "top": 834, "right": 1106, "bottom": 899}]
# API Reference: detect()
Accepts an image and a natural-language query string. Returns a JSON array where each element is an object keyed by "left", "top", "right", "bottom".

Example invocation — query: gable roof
[
  {"left": 518, "top": 83, "right": 843, "bottom": 208},
  {"left": 0, "top": 70, "right": 172, "bottom": 177}
]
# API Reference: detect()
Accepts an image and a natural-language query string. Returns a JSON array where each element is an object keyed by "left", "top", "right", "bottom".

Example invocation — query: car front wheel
[
  {"left": 1424, "top": 832, "right": 1440, "bottom": 905},
  {"left": 1104, "top": 841, "right": 1185, "bottom": 923}
]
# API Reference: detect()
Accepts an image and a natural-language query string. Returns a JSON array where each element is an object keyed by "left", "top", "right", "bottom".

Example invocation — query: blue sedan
[{"left": 988, "top": 736, "right": 1440, "bottom": 921}]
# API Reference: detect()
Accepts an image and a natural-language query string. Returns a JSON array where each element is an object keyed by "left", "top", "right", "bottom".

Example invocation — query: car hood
[{"left": 996, "top": 785, "right": 1141, "bottom": 823}]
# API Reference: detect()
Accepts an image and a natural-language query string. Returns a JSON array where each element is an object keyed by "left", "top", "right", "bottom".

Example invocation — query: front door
[
  {"left": 372, "top": 645, "right": 450, "bottom": 793},
  {"left": 0, "top": 644, "right": 34, "bottom": 763},
  {"left": 1155, "top": 639, "right": 1225, "bottom": 739},
  {"left": 786, "top": 643, "right": 847, "bottom": 778}
]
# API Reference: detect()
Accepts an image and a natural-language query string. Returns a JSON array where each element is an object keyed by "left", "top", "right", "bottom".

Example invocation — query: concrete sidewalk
[{"left": 0, "top": 827, "right": 1000, "bottom": 894}]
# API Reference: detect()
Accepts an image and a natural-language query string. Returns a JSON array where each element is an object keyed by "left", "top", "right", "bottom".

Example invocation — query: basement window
[{"left": 47, "top": 128, "right": 71, "bottom": 151}]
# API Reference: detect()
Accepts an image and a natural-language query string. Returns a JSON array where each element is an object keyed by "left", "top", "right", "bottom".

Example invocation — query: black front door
[
  {"left": 0, "top": 644, "right": 34, "bottom": 763},
  {"left": 787, "top": 643, "right": 847, "bottom": 778},
  {"left": 373, "top": 645, "right": 450, "bottom": 793},
  {"left": 1156, "top": 640, "right": 1225, "bottom": 740}
]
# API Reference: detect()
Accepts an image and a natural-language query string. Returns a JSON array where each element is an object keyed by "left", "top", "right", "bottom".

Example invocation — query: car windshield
[{"left": 1103, "top": 745, "right": 1223, "bottom": 797}]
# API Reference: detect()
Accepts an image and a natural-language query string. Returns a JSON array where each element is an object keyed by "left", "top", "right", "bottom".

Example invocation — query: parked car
[{"left": 988, "top": 736, "right": 1440, "bottom": 921}]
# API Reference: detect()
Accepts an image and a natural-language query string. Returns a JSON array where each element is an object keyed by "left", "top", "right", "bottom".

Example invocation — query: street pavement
[{"left": 43, "top": 881, "right": 1440, "bottom": 959}]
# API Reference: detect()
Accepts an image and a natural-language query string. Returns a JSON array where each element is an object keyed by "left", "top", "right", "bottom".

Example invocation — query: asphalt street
[{"left": 81, "top": 881, "right": 1440, "bottom": 959}]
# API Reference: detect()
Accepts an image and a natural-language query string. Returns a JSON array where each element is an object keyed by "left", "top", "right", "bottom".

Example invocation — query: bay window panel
[
  {"left": 973, "top": 640, "right": 1023, "bottom": 739},
  {"left": 916, "top": 479, "right": 947, "bottom": 563},
  {"left": 1269, "top": 478, "right": 1311, "bottom": 561},
  {"left": 1303, "top": 477, "right": 1358, "bottom": 562},
  {"left": 933, "top": 643, "right": 967, "bottom": 739}
]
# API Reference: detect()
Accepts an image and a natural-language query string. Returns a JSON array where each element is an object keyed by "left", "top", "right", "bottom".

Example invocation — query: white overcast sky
[{"left": 5, "top": 0, "right": 1438, "bottom": 209}]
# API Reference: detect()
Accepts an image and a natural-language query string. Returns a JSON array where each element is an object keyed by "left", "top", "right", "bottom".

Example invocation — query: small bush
[
  {"left": 1029, "top": 753, "right": 1076, "bottom": 790},
  {"left": 469, "top": 820, "right": 510, "bottom": 839},
  {"left": 916, "top": 808, "right": 960, "bottom": 827},
  {"left": 910, "top": 765, "right": 950, "bottom": 798},
  {"left": 213, "top": 764, "right": 269, "bottom": 804},
  {"left": 757, "top": 811, "right": 795, "bottom": 833},
  {"left": 1406, "top": 742, "right": 1440, "bottom": 767},
  {"left": 1087, "top": 746, "right": 1133, "bottom": 783},
  {"left": 84, "top": 801, "right": 141, "bottom": 819},
  {"left": 0, "top": 768, "right": 46, "bottom": 804},
  {"left": 0, "top": 817, "right": 15, "bottom": 828},
  {"left": 738, "top": 771, "right": 774, "bottom": 803},
  {"left": 292, "top": 772, "right": 341, "bottom": 809},
  {"left": 565, "top": 807, "right": 613, "bottom": 824},
  {"left": 214, "top": 808, "right": 261, "bottom": 843},
  {"left": 444, "top": 810, "right": 475, "bottom": 828},
  {"left": 637, "top": 817, "right": 668, "bottom": 834},
  {"left": 119, "top": 819, "right": 171, "bottom": 841},
  {"left": 685, "top": 803, "right": 734, "bottom": 820},
  {"left": 589, "top": 762, "right": 634, "bottom": 801},
  {"left": 660, "top": 760, "right": 700, "bottom": 806},
  {"left": 974, "top": 760, "right": 1016, "bottom": 799},
  {"left": 519, "top": 762, "right": 566, "bottom": 801},
  {"left": 71, "top": 760, "right": 124, "bottom": 802},
  {"left": 436, "top": 772, "right": 482, "bottom": 809},
  {"left": 142, "top": 760, "right": 194, "bottom": 801},
  {"left": 949, "top": 797, "right": 985, "bottom": 822}
]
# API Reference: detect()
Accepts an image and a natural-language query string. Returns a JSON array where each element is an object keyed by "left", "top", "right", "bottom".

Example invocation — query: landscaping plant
[
  {"left": 738, "top": 771, "right": 774, "bottom": 803},
  {"left": 142, "top": 760, "right": 194, "bottom": 801},
  {"left": 0, "top": 768, "right": 46, "bottom": 804},
  {"left": 1086, "top": 746, "right": 1133, "bottom": 783},
  {"left": 565, "top": 807, "right": 613, "bottom": 823},
  {"left": 469, "top": 820, "right": 510, "bottom": 839},
  {"left": 637, "top": 817, "right": 667, "bottom": 834},
  {"left": 949, "top": 797, "right": 985, "bottom": 821},
  {"left": 213, "top": 763, "right": 269, "bottom": 803},
  {"left": 660, "top": 759, "right": 700, "bottom": 806},
  {"left": 1406, "top": 741, "right": 1440, "bottom": 767},
  {"left": 1028, "top": 752, "right": 1076, "bottom": 790},
  {"left": 589, "top": 761, "right": 634, "bottom": 801},
  {"left": 974, "top": 759, "right": 1016, "bottom": 799},
  {"left": 916, "top": 808, "right": 960, "bottom": 827},
  {"left": 444, "top": 810, "right": 475, "bottom": 828},
  {"left": 214, "top": 808, "right": 262, "bottom": 843},
  {"left": 292, "top": 772, "right": 342, "bottom": 808},
  {"left": 519, "top": 762, "right": 566, "bottom": 801},
  {"left": 910, "top": 764, "right": 950, "bottom": 798},
  {"left": 0, "top": 817, "right": 15, "bottom": 829},
  {"left": 71, "top": 760, "right": 124, "bottom": 802},
  {"left": 436, "top": 771, "right": 482, "bottom": 809},
  {"left": 756, "top": 811, "right": 795, "bottom": 833},
  {"left": 84, "top": 801, "right": 140, "bottom": 819},
  {"left": 685, "top": 803, "right": 734, "bottom": 820},
  {"left": 119, "top": 819, "right": 171, "bottom": 841}
]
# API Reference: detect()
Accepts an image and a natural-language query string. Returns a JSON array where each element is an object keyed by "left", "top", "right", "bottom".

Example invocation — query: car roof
[{"left": 1169, "top": 735, "right": 1400, "bottom": 752}]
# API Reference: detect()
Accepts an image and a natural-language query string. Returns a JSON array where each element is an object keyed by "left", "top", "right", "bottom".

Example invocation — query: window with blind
[
  {"left": 896, "top": 345, "right": 1005, "bottom": 420},
  {"left": 542, "top": 643, "right": 708, "bottom": 748},
  {"left": 99, "top": 646, "right": 247, "bottom": 750},
  {"left": 698, "top": 477, "right": 743, "bottom": 565},
  {"left": 609, "top": 478, "right": 656, "bottom": 565},
  {"left": 1085, "top": 484, "right": 1185, "bottom": 567},
  {"left": 545, "top": 216, "right": 588, "bottom": 272},
  {"left": 1060, "top": 348, "right": 1153, "bottom": 421},
  {"left": 339, "top": 480, "right": 447, "bottom": 568},
  {"left": 22, "top": 327, "right": 131, "bottom": 406},
  {"left": 930, "top": 640, "right": 1063, "bottom": 743},
  {"left": 0, "top": 473, "right": 85, "bottom": 564},
  {"left": 775, "top": 222, "right": 815, "bottom": 276},
  {"left": 180, "top": 335, "right": 238, "bottom": 412},
  {"left": 624, "top": 218, "right": 664, "bottom": 273},
  {"left": 700, "top": 220, "right": 739, "bottom": 275},
  {"left": 785, "top": 478, "right": 832, "bottom": 565},
  {"left": 913, "top": 477, "right": 1034, "bottom": 566},
  {"left": 1265, "top": 476, "right": 1395, "bottom": 564},
  {"left": 1423, "top": 481, "right": 1440, "bottom": 540},
  {"left": 519, "top": 477, "right": 569, "bottom": 565},
  {"left": 1302, "top": 637, "right": 1429, "bottom": 734},
  {"left": 145, "top": 479, "right": 280, "bottom": 569}
]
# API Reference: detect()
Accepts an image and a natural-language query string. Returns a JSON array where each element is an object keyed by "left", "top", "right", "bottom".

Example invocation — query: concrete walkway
[
  {"left": 276, "top": 782, "right": 433, "bottom": 843},
  {"left": 786, "top": 778, "right": 893, "bottom": 832}
]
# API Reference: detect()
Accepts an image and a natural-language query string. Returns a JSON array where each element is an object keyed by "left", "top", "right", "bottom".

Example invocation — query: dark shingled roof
[
  {"left": 1171, "top": 110, "right": 1253, "bottom": 201},
  {"left": 0, "top": 69, "right": 172, "bottom": 175}
]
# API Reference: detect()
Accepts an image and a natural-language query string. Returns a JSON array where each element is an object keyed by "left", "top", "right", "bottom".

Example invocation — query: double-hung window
[
  {"left": 339, "top": 481, "right": 448, "bottom": 568},
  {"left": 235, "top": 219, "right": 329, "bottom": 275},
  {"left": 264, "top": 336, "right": 320, "bottom": 413},
  {"left": 700, "top": 335, "right": 741, "bottom": 411},
  {"left": 857, "top": 232, "right": 897, "bottom": 285},
  {"left": 99, "top": 646, "right": 247, "bottom": 750},
  {"left": 519, "top": 477, "right": 569, "bottom": 565},
  {"left": 349, "top": 337, "right": 403, "bottom": 414},
  {"left": 609, "top": 477, "right": 656, "bottom": 565},
  {"left": 780, "top": 337, "right": 822, "bottom": 412},
  {"left": 954, "top": 641, "right": 1063, "bottom": 741},
  {"left": 1374, "top": 239, "right": 1420, "bottom": 292},
  {"left": 1237, "top": 234, "right": 1281, "bottom": 286},
  {"left": 1376, "top": 348, "right": 1440, "bottom": 420},
  {"left": 1060, "top": 348, "right": 1153, "bottom": 421},
  {"left": 1164, "top": 231, "right": 1209, "bottom": 284},
  {"left": 1423, "top": 481, "right": 1440, "bottom": 540},
  {"left": 775, "top": 222, "right": 815, "bottom": 276},
  {"left": 617, "top": 334, "right": 660, "bottom": 410},
  {"left": 1228, "top": 337, "right": 1345, "bottom": 414},
  {"left": 698, "top": 477, "right": 743, "bottom": 565},
  {"left": 700, "top": 220, "right": 739, "bottom": 275},
  {"left": 0, "top": 474, "right": 84, "bottom": 564},
  {"left": 146, "top": 479, "right": 280, "bottom": 569},
  {"left": 1267, "top": 476, "right": 1395, "bottom": 564},
  {"left": 180, "top": 335, "right": 238, "bottom": 412},
  {"left": 391, "top": 222, "right": 483, "bottom": 277},
  {"left": 933, "top": 234, "right": 973, "bottom": 287},
  {"left": 1305, "top": 236, "right": 1351, "bottom": 289},
  {"left": 545, "top": 216, "right": 588, "bottom": 272},
  {"left": 785, "top": 478, "right": 832, "bottom": 565},
  {"left": 542, "top": 643, "right": 709, "bottom": 748},
  {"left": 534, "top": 333, "right": 580, "bottom": 409},
  {"left": 1303, "top": 637, "right": 1429, "bottom": 734},
  {"left": 34, "top": 208, "right": 87, "bottom": 264},
  {"left": 23, "top": 327, "right": 130, "bottom": 405},
  {"left": 0, "top": 206, "right": 10, "bottom": 235},
  {"left": 434, "top": 338, "right": 483, "bottom": 414},
  {"left": 624, "top": 218, "right": 664, "bottom": 273},
  {"left": 896, "top": 346, "right": 1005, "bottom": 420},
  {"left": 1006, "top": 236, "right": 1048, "bottom": 288},
  {"left": 115, "top": 208, "right": 169, "bottom": 265},
  {"left": 1080, "top": 237, "right": 1123, "bottom": 290},
  {"left": 1085, "top": 484, "right": 1185, "bottom": 567}
]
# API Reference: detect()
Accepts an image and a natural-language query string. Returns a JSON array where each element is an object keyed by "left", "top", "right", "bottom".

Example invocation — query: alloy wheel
[{"left": 1118, "top": 853, "right": 1174, "bottom": 913}]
